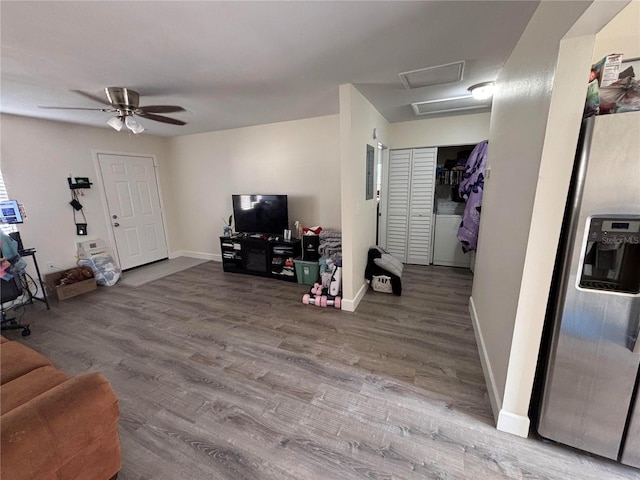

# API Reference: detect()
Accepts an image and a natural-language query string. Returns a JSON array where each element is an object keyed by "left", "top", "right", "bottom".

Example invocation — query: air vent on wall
[
  {"left": 399, "top": 61, "right": 465, "bottom": 90},
  {"left": 411, "top": 95, "right": 490, "bottom": 116}
]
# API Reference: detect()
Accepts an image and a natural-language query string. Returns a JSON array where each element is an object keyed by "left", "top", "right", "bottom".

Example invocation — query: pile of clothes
[
  {"left": 318, "top": 230, "right": 341, "bottom": 257},
  {"left": 314, "top": 229, "right": 342, "bottom": 293}
]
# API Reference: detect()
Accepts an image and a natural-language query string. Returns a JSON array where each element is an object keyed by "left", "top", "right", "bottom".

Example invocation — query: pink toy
[{"left": 310, "top": 283, "right": 323, "bottom": 295}]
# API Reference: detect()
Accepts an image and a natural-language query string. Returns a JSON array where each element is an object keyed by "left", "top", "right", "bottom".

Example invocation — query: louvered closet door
[
  {"left": 407, "top": 148, "right": 436, "bottom": 265},
  {"left": 385, "top": 148, "right": 436, "bottom": 265},
  {"left": 386, "top": 149, "right": 412, "bottom": 262}
]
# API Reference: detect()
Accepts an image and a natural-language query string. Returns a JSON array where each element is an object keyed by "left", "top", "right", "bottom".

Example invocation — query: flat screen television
[
  {"left": 0, "top": 200, "right": 23, "bottom": 224},
  {"left": 232, "top": 194, "right": 288, "bottom": 234}
]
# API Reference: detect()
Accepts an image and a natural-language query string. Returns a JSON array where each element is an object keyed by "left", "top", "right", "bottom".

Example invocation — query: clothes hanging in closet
[{"left": 457, "top": 140, "right": 488, "bottom": 253}]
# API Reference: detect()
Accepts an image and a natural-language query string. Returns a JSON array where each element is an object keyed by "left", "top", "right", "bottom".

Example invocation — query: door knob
[{"left": 114, "top": 223, "right": 120, "bottom": 227}]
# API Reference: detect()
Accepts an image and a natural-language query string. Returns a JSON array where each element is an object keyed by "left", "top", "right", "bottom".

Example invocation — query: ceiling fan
[{"left": 39, "top": 87, "right": 187, "bottom": 133}]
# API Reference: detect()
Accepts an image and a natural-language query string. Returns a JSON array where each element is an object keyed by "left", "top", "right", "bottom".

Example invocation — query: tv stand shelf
[{"left": 220, "top": 235, "right": 301, "bottom": 282}]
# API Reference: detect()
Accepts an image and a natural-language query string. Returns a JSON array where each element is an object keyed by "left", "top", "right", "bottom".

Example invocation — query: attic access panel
[{"left": 399, "top": 61, "right": 465, "bottom": 90}]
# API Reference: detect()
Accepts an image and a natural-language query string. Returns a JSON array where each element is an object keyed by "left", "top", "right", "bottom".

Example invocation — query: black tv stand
[{"left": 220, "top": 234, "right": 301, "bottom": 281}]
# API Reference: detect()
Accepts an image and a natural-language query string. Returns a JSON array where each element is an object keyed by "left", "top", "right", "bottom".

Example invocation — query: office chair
[{"left": 1, "top": 274, "right": 31, "bottom": 336}]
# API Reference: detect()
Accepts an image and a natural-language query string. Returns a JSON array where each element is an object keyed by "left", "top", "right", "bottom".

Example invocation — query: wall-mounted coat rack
[
  {"left": 67, "top": 177, "right": 92, "bottom": 189},
  {"left": 68, "top": 177, "right": 91, "bottom": 235}
]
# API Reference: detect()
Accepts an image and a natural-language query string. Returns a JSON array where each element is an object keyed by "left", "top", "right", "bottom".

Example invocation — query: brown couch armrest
[{"left": 1, "top": 372, "right": 121, "bottom": 480}]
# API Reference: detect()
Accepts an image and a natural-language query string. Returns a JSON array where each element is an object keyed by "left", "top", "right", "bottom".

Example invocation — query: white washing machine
[{"left": 432, "top": 200, "right": 470, "bottom": 268}]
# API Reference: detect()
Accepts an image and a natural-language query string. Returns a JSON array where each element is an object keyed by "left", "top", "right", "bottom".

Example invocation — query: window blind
[{"left": 0, "top": 170, "right": 17, "bottom": 233}]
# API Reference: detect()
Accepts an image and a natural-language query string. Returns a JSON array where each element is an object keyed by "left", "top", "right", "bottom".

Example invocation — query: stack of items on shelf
[
  {"left": 300, "top": 229, "right": 343, "bottom": 309},
  {"left": 437, "top": 159, "right": 467, "bottom": 185},
  {"left": 585, "top": 53, "right": 640, "bottom": 117}
]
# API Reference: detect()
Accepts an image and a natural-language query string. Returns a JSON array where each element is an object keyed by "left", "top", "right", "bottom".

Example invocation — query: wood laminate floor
[{"left": 7, "top": 262, "right": 638, "bottom": 480}]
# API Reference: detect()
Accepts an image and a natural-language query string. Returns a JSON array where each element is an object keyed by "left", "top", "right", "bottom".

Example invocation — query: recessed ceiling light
[{"left": 468, "top": 81, "right": 496, "bottom": 100}]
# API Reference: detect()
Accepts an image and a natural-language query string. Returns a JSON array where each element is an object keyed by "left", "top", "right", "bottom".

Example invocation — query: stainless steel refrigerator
[{"left": 537, "top": 111, "right": 640, "bottom": 468}]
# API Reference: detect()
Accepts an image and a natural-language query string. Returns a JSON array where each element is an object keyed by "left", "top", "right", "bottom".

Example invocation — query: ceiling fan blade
[
  {"left": 71, "top": 89, "right": 112, "bottom": 106},
  {"left": 39, "top": 106, "right": 114, "bottom": 112},
  {"left": 137, "top": 112, "right": 186, "bottom": 126},
  {"left": 137, "top": 105, "right": 185, "bottom": 114}
]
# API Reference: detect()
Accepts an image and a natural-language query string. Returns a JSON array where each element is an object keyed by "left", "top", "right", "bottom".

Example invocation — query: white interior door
[
  {"left": 407, "top": 147, "right": 436, "bottom": 265},
  {"left": 386, "top": 149, "right": 411, "bottom": 262},
  {"left": 97, "top": 153, "right": 168, "bottom": 270},
  {"left": 385, "top": 147, "right": 436, "bottom": 265},
  {"left": 377, "top": 146, "right": 389, "bottom": 249}
]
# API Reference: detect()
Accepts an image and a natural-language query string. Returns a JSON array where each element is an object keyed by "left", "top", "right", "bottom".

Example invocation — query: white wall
[
  {"left": 593, "top": 0, "right": 639, "bottom": 60},
  {"left": 498, "top": 0, "right": 632, "bottom": 438},
  {"left": 0, "top": 114, "right": 169, "bottom": 273},
  {"left": 165, "top": 115, "right": 340, "bottom": 258},
  {"left": 339, "top": 84, "right": 389, "bottom": 311},
  {"left": 496, "top": 33, "right": 599, "bottom": 437},
  {"left": 388, "top": 112, "right": 491, "bottom": 149},
  {"left": 469, "top": 0, "right": 629, "bottom": 437},
  {"left": 468, "top": 0, "right": 592, "bottom": 429}
]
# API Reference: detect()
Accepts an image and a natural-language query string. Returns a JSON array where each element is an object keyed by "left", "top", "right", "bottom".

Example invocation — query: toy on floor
[{"left": 310, "top": 283, "right": 323, "bottom": 296}]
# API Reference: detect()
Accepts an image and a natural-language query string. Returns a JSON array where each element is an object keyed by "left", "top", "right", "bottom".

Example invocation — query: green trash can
[{"left": 294, "top": 259, "right": 320, "bottom": 285}]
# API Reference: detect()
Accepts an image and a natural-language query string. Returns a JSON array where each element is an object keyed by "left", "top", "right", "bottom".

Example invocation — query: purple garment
[{"left": 457, "top": 140, "right": 488, "bottom": 253}]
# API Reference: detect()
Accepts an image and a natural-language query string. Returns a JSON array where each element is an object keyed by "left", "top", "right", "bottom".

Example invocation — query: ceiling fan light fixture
[
  {"left": 125, "top": 115, "right": 145, "bottom": 134},
  {"left": 468, "top": 81, "right": 495, "bottom": 100},
  {"left": 40, "top": 87, "right": 185, "bottom": 130},
  {"left": 107, "top": 116, "right": 124, "bottom": 131}
]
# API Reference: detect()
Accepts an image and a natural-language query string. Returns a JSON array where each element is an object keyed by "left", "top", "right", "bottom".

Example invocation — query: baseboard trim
[
  {"left": 469, "top": 296, "right": 501, "bottom": 423},
  {"left": 497, "top": 409, "right": 530, "bottom": 438},
  {"left": 169, "top": 250, "right": 220, "bottom": 262},
  {"left": 341, "top": 281, "right": 368, "bottom": 312}
]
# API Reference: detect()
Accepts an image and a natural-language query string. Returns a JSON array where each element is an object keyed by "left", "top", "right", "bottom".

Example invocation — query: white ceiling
[{"left": 0, "top": 1, "right": 539, "bottom": 137}]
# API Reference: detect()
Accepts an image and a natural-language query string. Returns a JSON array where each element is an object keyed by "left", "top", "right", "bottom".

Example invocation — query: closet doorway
[
  {"left": 376, "top": 143, "right": 389, "bottom": 246},
  {"left": 384, "top": 147, "right": 437, "bottom": 265},
  {"left": 379, "top": 144, "right": 475, "bottom": 266}
]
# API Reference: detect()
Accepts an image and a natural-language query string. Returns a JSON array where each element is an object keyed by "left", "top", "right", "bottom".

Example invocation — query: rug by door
[{"left": 119, "top": 257, "right": 209, "bottom": 287}]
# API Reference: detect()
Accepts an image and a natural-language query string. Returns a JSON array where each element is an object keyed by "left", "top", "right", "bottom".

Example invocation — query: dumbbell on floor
[
  {"left": 320, "top": 295, "right": 341, "bottom": 309},
  {"left": 302, "top": 293, "right": 323, "bottom": 307}
]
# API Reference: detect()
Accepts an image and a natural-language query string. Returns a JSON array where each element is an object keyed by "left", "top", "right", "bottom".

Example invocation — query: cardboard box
[
  {"left": 592, "top": 53, "right": 623, "bottom": 87},
  {"left": 44, "top": 270, "right": 97, "bottom": 301},
  {"left": 77, "top": 239, "right": 108, "bottom": 259}
]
